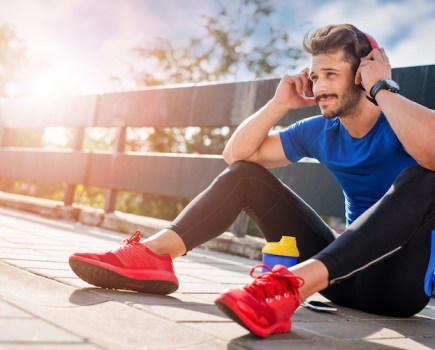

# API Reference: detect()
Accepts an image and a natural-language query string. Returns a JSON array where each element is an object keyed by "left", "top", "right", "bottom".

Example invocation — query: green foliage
[
  {"left": 74, "top": 185, "right": 106, "bottom": 209},
  {"left": 106, "top": 0, "right": 306, "bottom": 226},
  {"left": 0, "top": 25, "right": 29, "bottom": 97},
  {"left": 130, "top": 0, "right": 304, "bottom": 86},
  {"left": 116, "top": 191, "right": 189, "bottom": 221},
  {"left": 0, "top": 5, "right": 307, "bottom": 238},
  {"left": 0, "top": 177, "right": 65, "bottom": 202},
  {"left": 83, "top": 128, "right": 116, "bottom": 152},
  {"left": 137, "top": 126, "right": 233, "bottom": 154}
]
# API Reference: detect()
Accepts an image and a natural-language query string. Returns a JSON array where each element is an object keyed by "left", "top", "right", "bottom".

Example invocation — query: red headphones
[{"left": 307, "top": 33, "right": 379, "bottom": 97}]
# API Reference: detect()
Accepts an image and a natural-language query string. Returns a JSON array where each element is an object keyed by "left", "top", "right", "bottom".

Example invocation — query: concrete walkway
[{"left": 0, "top": 207, "right": 434, "bottom": 350}]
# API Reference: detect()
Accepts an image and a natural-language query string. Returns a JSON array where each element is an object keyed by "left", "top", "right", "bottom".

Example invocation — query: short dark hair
[{"left": 303, "top": 24, "right": 374, "bottom": 75}]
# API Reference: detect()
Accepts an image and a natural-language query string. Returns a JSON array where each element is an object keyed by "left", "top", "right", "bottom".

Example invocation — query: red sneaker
[
  {"left": 215, "top": 264, "right": 304, "bottom": 337},
  {"left": 69, "top": 230, "right": 179, "bottom": 294}
]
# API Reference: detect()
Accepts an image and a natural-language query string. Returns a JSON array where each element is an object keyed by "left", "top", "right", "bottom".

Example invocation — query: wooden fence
[{"left": 0, "top": 64, "right": 433, "bottom": 236}]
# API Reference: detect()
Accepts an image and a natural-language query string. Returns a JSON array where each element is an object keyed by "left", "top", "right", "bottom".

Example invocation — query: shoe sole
[
  {"left": 215, "top": 300, "right": 262, "bottom": 336},
  {"left": 215, "top": 298, "right": 291, "bottom": 338},
  {"left": 69, "top": 258, "right": 178, "bottom": 294}
]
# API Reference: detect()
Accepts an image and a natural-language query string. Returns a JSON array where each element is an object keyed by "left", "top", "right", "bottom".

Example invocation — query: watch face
[{"left": 385, "top": 79, "right": 400, "bottom": 91}]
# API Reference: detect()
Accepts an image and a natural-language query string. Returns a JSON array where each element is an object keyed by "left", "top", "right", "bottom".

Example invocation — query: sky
[{"left": 0, "top": 0, "right": 434, "bottom": 97}]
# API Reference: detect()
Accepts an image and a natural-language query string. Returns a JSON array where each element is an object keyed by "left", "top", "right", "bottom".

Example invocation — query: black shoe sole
[
  {"left": 215, "top": 300, "right": 258, "bottom": 336},
  {"left": 69, "top": 258, "right": 178, "bottom": 295}
]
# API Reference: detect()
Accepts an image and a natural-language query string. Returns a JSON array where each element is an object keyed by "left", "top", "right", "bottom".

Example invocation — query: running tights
[{"left": 167, "top": 161, "right": 435, "bottom": 316}]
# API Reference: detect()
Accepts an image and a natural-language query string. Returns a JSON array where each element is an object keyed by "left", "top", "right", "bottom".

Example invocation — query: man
[{"left": 69, "top": 24, "right": 435, "bottom": 338}]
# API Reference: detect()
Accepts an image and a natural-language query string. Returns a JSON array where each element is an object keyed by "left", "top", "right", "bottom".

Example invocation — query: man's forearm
[
  {"left": 223, "top": 100, "right": 288, "bottom": 164},
  {"left": 377, "top": 91, "right": 435, "bottom": 170}
]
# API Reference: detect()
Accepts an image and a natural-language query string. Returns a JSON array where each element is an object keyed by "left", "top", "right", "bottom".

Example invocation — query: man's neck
[{"left": 339, "top": 99, "right": 382, "bottom": 138}]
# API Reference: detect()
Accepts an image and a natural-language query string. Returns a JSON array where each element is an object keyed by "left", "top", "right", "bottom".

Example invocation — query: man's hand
[
  {"left": 271, "top": 68, "right": 317, "bottom": 112},
  {"left": 355, "top": 48, "right": 392, "bottom": 94}
]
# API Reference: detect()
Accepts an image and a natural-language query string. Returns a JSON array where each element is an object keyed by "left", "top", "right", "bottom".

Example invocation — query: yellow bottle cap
[{"left": 262, "top": 236, "right": 300, "bottom": 257}]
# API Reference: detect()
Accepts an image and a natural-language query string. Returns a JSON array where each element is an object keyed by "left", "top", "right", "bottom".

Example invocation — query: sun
[
  {"left": 22, "top": 51, "right": 101, "bottom": 99},
  {"left": 25, "top": 71, "right": 61, "bottom": 99}
]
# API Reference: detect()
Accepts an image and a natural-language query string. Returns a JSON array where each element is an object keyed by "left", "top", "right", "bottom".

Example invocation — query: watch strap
[{"left": 369, "top": 79, "right": 400, "bottom": 105}]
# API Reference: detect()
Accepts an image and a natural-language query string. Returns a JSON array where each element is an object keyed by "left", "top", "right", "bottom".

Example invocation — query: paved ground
[{"left": 0, "top": 207, "right": 434, "bottom": 350}]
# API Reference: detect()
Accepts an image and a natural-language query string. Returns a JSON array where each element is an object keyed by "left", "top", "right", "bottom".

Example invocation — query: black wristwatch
[{"left": 368, "top": 78, "right": 400, "bottom": 106}]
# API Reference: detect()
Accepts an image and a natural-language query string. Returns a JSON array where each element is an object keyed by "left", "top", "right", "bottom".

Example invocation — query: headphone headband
[{"left": 364, "top": 32, "right": 379, "bottom": 50}]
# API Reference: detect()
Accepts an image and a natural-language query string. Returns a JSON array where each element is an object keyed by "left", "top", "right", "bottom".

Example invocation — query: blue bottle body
[
  {"left": 262, "top": 253, "right": 298, "bottom": 272},
  {"left": 261, "top": 236, "right": 299, "bottom": 272}
]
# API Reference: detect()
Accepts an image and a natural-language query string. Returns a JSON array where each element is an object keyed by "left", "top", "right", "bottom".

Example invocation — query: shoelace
[
  {"left": 245, "top": 264, "right": 304, "bottom": 301},
  {"left": 121, "top": 230, "right": 141, "bottom": 246}
]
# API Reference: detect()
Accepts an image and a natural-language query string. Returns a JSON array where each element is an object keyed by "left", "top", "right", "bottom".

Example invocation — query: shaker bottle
[{"left": 262, "top": 236, "right": 299, "bottom": 272}]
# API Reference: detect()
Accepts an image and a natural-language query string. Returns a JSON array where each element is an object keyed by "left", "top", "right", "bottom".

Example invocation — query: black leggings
[{"left": 167, "top": 161, "right": 435, "bottom": 317}]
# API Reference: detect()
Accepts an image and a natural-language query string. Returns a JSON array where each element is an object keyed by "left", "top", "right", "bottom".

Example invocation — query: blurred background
[
  {"left": 0, "top": 0, "right": 434, "bottom": 98},
  {"left": 0, "top": 0, "right": 433, "bottom": 234}
]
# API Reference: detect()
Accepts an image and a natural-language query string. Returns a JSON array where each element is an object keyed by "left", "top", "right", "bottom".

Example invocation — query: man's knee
[
  {"left": 226, "top": 161, "right": 268, "bottom": 178},
  {"left": 395, "top": 165, "right": 435, "bottom": 193},
  {"left": 216, "top": 161, "right": 270, "bottom": 187}
]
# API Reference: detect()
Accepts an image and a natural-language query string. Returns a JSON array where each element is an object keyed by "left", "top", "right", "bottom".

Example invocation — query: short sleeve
[{"left": 279, "top": 116, "right": 323, "bottom": 162}]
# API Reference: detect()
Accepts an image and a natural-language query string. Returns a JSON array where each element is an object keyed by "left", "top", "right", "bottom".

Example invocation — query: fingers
[
  {"left": 299, "top": 68, "right": 312, "bottom": 95},
  {"left": 283, "top": 69, "right": 310, "bottom": 95},
  {"left": 379, "top": 48, "right": 390, "bottom": 63},
  {"left": 277, "top": 69, "right": 316, "bottom": 108},
  {"left": 356, "top": 47, "right": 392, "bottom": 90},
  {"left": 355, "top": 59, "right": 372, "bottom": 85},
  {"left": 361, "top": 47, "right": 389, "bottom": 63}
]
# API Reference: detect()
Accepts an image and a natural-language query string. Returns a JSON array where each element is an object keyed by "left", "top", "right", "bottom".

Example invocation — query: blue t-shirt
[{"left": 279, "top": 113, "right": 417, "bottom": 226}]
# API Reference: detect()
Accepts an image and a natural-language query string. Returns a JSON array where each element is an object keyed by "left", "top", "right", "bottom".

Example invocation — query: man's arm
[
  {"left": 223, "top": 69, "right": 317, "bottom": 168},
  {"left": 357, "top": 49, "right": 435, "bottom": 171},
  {"left": 376, "top": 92, "right": 435, "bottom": 170}
]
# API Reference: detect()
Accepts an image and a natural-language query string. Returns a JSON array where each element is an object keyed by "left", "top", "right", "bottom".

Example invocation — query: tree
[
  {"left": 0, "top": 25, "right": 29, "bottom": 97},
  {"left": 110, "top": 1, "right": 306, "bottom": 225},
  {"left": 0, "top": 26, "right": 43, "bottom": 147},
  {"left": 131, "top": 0, "right": 304, "bottom": 86},
  {"left": 122, "top": 0, "right": 305, "bottom": 155}
]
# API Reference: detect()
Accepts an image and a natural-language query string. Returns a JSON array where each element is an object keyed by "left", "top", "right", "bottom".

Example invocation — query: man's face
[{"left": 309, "top": 52, "right": 363, "bottom": 119}]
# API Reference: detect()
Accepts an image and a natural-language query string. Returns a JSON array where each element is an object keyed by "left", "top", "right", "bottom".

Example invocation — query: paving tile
[
  {"left": 0, "top": 206, "right": 434, "bottom": 350},
  {"left": 26, "top": 301, "right": 221, "bottom": 350},
  {"left": 5, "top": 260, "right": 70, "bottom": 273},
  {"left": 292, "top": 306, "right": 343, "bottom": 323},
  {"left": 0, "top": 318, "right": 82, "bottom": 342},
  {"left": 294, "top": 318, "right": 420, "bottom": 341},
  {"left": 134, "top": 303, "right": 226, "bottom": 322},
  {"left": 0, "top": 252, "right": 49, "bottom": 260},
  {"left": 0, "top": 299, "right": 32, "bottom": 318},
  {"left": 177, "top": 282, "right": 227, "bottom": 294},
  {"left": 373, "top": 318, "right": 435, "bottom": 338},
  {"left": 417, "top": 299, "right": 435, "bottom": 319},
  {"left": 0, "top": 344, "right": 100, "bottom": 350},
  {"left": 55, "top": 277, "right": 95, "bottom": 289},
  {"left": 92, "top": 288, "right": 208, "bottom": 305},
  {"left": 0, "top": 264, "right": 222, "bottom": 350},
  {"left": 182, "top": 321, "right": 249, "bottom": 340},
  {"left": 186, "top": 293, "right": 224, "bottom": 303},
  {"left": 227, "top": 327, "right": 366, "bottom": 350},
  {"left": 366, "top": 337, "right": 435, "bottom": 350}
]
